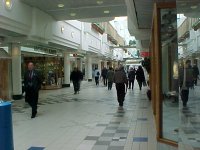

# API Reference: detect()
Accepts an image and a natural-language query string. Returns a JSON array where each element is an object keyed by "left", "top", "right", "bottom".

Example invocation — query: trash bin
[{"left": 0, "top": 101, "right": 14, "bottom": 150}]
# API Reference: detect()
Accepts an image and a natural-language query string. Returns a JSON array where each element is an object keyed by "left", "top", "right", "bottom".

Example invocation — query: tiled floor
[
  {"left": 179, "top": 85, "right": 200, "bottom": 150},
  {"left": 12, "top": 81, "right": 156, "bottom": 150}
]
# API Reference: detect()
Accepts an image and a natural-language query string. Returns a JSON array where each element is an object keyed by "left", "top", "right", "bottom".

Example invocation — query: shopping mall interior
[{"left": 0, "top": 0, "right": 200, "bottom": 150}]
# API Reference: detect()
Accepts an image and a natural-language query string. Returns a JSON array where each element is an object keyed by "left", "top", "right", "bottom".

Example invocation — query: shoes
[
  {"left": 31, "top": 111, "right": 37, "bottom": 118},
  {"left": 183, "top": 103, "right": 187, "bottom": 107},
  {"left": 119, "top": 102, "right": 123, "bottom": 107}
]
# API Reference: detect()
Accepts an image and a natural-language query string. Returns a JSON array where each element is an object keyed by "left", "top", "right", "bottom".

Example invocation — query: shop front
[
  {"left": 150, "top": 2, "right": 178, "bottom": 147},
  {"left": 22, "top": 56, "right": 63, "bottom": 90}
]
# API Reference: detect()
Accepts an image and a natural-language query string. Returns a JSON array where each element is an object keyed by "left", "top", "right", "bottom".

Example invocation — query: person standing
[
  {"left": 101, "top": 67, "right": 108, "bottom": 86},
  {"left": 107, "top": 67, "right": 114, "bottom": 90},
  {"left": 24, "top": 62, "right": 41, "bottom": 118},
  {"left": 128, "top": 67, "right": 136, "bottom": 90},
  {"left": 179, "top": 60, "right": 193, "bottom": 107},
  {"left": 113, "top": 66, "right": 128, "bottom": 108},
  {"left": 192, "top": 64, "right": 199, "bottom": 86},
  {"left": 70, "top": 67, "right": 83, "bottom": 94},
  {"left": 94, "top": 67, "right": 100, "bottom": 86},
  {"left": 136, "top": 66, "right": 145, "bottom": 90}
]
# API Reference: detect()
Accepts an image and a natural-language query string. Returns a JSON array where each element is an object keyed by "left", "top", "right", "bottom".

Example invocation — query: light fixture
[
  {"left": 191, "top": 5, "right": 198, "bottom": 9},
  {"left": 70, "top": 13, "right": 76, "bottom": 17},
  {"left": 97, "top": 1, "right": 103, "bottom": 5},
  {"left": 61, "top": 27, "right": 65, "bottom": 33},
  {"left": 104, "top": 10, "right": 110, "bottom": 14},
  {"left": 58, "top": 3, "right": 64, "bottom": 8},
  {"left": 4, "top": 0, "right": 13, "bottom": 10}
]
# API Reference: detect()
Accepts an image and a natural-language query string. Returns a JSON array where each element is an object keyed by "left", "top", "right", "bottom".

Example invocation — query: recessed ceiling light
[
  {"left": 58, "top": 4, "right": 64, "bottom": 8},
  {"left": 104, "top": 10, "right": 110, "bottom": 14},
  {"left": 97, "top": 1, "right": 103, "bottom": 5},
  {"left": 4, "top": 0, "right": 12, "bottom": 9},
  {"left": 70, "top": 13, "right": 76, "bottom": 17},
  {"left": 191, "top": 5, "right": 198, "bottom": 9}
]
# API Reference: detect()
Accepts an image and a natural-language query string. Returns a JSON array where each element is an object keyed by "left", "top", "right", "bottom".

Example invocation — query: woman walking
[{"left": 136, "top": 66, "right": 145, "bottom": 90}]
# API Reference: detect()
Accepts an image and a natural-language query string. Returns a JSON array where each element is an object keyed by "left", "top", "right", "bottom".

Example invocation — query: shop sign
[{"left": 140, "top": 52, "right": 150, "bottom": 57}]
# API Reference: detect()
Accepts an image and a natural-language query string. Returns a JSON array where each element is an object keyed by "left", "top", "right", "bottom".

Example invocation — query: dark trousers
[
  {"left": 73, "top": 81, "right": 80, "bottom": 93},
  {"left": 95, "top": 77, "right": 99, "bottom": 86},
  {"left": 108, "top": 82, "right": 113, "bottom": 90},
  {"left": 103, "top": 76, "right": 107, "bottom": 86},
  {"left": 194, "top": 78, "right": 198, "bottom": 86},
  {"left": 129, "top": 80, "right": 135, "bottom": 89},
  {"left": 138, "top": 81, "right": 142, "bottom": 90},
  {"left": 181, "top": 89, "right": 189, "bottom": 106},
  {"left": 25, "top": 89, "right": 39, "bottom": 115},
  {"left": 116, "top": 83, "right": 126, "bottom": 106}
]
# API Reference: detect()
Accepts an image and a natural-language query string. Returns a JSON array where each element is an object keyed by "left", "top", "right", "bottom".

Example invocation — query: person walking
[
  {"left": 107, "top": 67, "right": 114, "bottom": 90},
  {"left": 136, "top": 66, "right": 145, "bottom": 90},
  {"left": 70, "top": 67, "right": 83, "bottom": 94},
  {"left": 94, "top": 67, "right": 100, "bottom": 86},
  {"left": 101, "top": 67, "right": 108, "bottom": 86},
  {"left": 128, "top": 67, "right": 136, "bottom": 90},
  {"left": 192, "top": 64, "right": 199, "bottom": 86},
  {"left": 24, "top": 62, "right": 41, "bottom": 118},
  {"left": 113, "top": 66, "right": 128, "bottom": 108},
  {"left": 179, "top": 60, "right": 194, "bottom": 107}
]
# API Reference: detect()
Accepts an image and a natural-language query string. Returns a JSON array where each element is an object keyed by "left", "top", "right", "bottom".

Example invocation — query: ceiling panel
[
  {"left": 133, "top": 0, "right": 154, "bottom": 29},
  {"left": 177, "top": 0, "right": 200, "bottom": 17},
  {"left": 20, "top": 0, "right": 127, "bottom": 21}
]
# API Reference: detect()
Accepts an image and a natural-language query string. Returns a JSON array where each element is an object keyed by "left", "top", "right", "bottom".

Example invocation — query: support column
[
  {"left": 104, "top": 61, "right": 108, "bottom": 68},
  {"left": 10, "top": 44, "right": 22, "bottom": 100},
  {"left": 63, "top": 53, "right": 71, "bottom": 87},
  {"left": 87, "top": 56, "right": 92, "bottom": 82},
  {"left": 77, "top": 58, "right": 83, "bottom": 72},
  {"left": 98, "top": 60, "right": 102, "bottom": 74}
]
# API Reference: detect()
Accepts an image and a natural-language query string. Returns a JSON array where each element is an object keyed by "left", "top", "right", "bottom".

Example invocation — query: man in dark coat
[
  {"left": 192, "top": 64, "right": 199, "bottom": 86},
  {"left": 101, "top": 67, "right": 108, "bottom": 86},
  {"left": 24, "top": 62, "right": 41, "bottom": 118},
  {"left": 128, "top": 67, "right": 136, "bottom": 90},
  {"left": 136, "top": 66, "right": 145, "bottom": 90},
  {"left": 179, "top": 60, "right": 193, "bottom": 107},
  {"left": 113, "top": 66, "right": 128, "bottom": 108},
  {"left": 70, "top": 67, "right": 83, "bottom": 94}
]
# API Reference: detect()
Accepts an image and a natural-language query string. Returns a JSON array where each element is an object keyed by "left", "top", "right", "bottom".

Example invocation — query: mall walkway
[{"left": 12, "top": 81, "right": 157, "bottom": 150}]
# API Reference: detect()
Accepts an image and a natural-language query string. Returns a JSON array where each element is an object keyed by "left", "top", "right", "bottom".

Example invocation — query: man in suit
[{"left": 24, "top": 62, "right": 41, "bottom": 118}]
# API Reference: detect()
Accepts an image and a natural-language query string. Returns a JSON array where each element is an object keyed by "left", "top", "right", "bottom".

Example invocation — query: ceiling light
[
  {"left": 97, "top": 1, "right": 103, "bottom": 5},
  {"left": 58, "top": 4, "right": 64, "bottom": 8},
  {"left": 4, "top": 0, "right": 12, "bottom": 9},
  {"left": 61, "top": 27, "right": 65, "bottom": 33},
  {"left": 70, "top": 13, "right": 76, "bottom": 17},
  {"left": 104, "top": 10, "right": 110, "bottom": 14},
  {"left": 191, "top": 5, "right": 198, "bottom": 9}
]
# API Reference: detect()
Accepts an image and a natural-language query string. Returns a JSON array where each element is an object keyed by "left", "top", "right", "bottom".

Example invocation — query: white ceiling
[
  {"left": 20, "top": 0, "right": 127, "bottom": 21},
  {"left": 177, "top": 0, "right": 200, "bottom": 18}
]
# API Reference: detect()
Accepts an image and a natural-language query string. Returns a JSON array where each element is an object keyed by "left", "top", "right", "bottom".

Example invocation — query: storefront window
[
  {"left": 177, "top": 0, "right": 200, "bottom": 149},
  {"left": 22, "top": 56, "right": 63, "bottom": 89},
  {"left": 160, "top": 8, "right": 179, "bottom": 142}
]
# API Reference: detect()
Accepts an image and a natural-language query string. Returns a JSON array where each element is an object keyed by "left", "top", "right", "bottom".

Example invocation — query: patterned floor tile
[
  {"left": 28, "top": 147, "right": 45, "bottom": 150},
  {"left": 84, "top": 136, "right": 99, "bottom": 141},
  {"left": 133, "top": 137, "right": 148, "bottom": 142}
]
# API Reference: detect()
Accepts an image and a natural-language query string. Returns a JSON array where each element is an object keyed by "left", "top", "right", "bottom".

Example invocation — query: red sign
[{"left": 140, "top": 52, "right": 150, "bottom": 57}]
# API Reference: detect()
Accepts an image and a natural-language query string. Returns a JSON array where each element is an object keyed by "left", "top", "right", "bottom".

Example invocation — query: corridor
[{"left": 12, "top": 81, "right": 157, "bottom": 150}]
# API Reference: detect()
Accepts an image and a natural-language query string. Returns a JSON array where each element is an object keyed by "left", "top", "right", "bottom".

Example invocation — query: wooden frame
[{"left": 150, "top": 2, "right": 178, "bottom": 147}]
